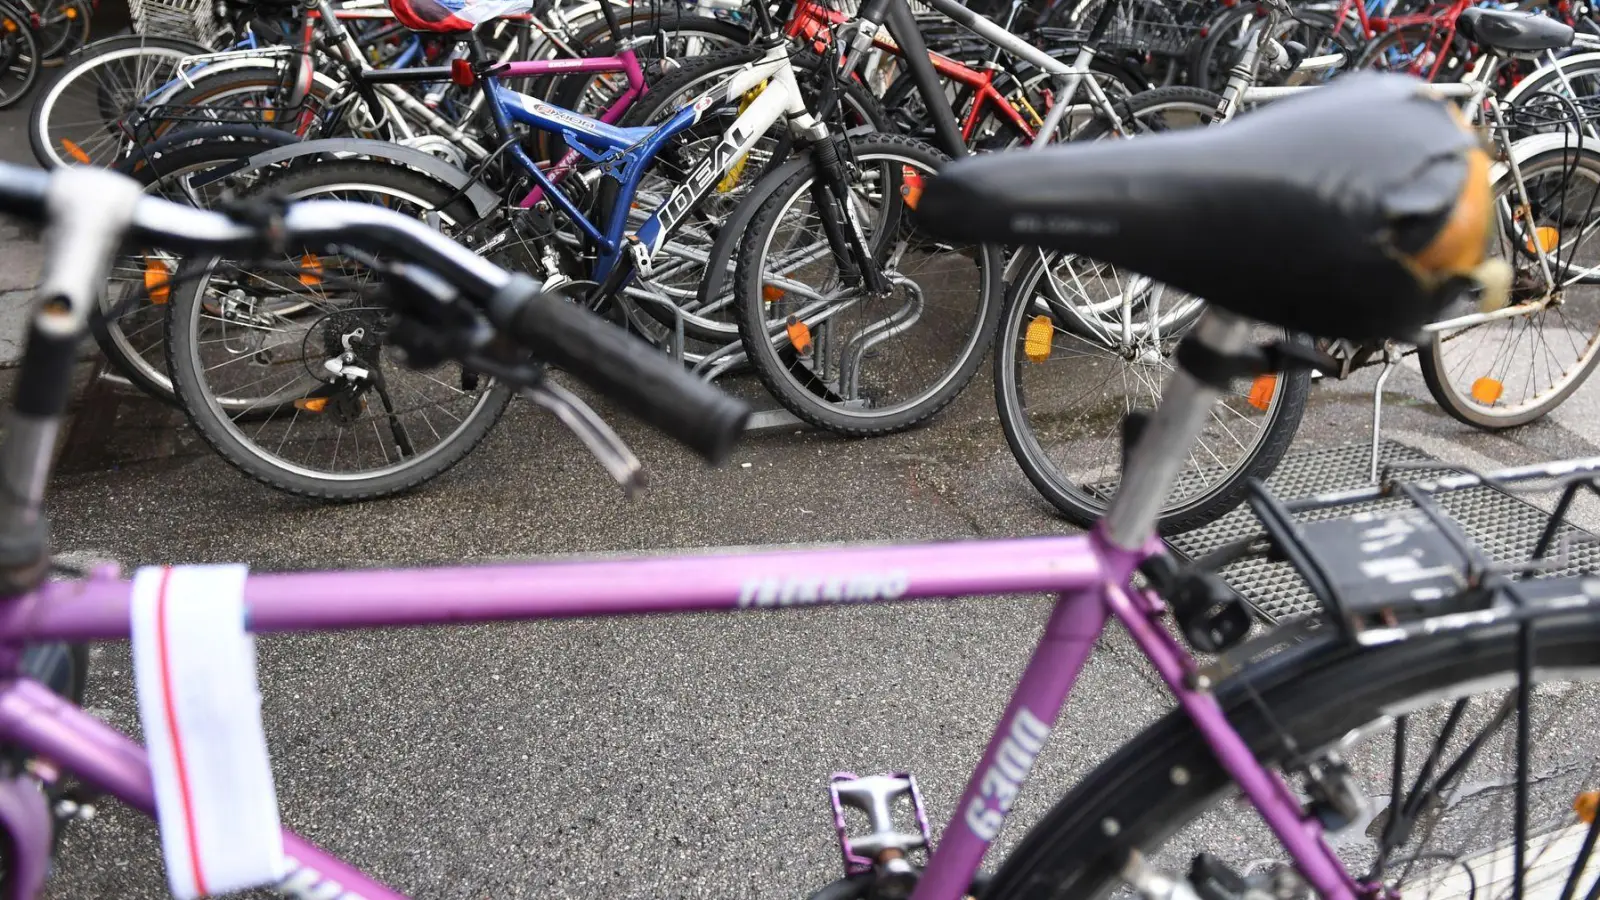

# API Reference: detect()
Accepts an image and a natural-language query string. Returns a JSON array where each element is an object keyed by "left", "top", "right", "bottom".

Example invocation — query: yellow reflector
[
  {"left": 1578, "top": 791, "right": 1598, "bottom": 824},
  {"left": 59, "top": 138, "right": 90, "bottom": 165},
  {"left": 899, "top": 168, "right": 924, "bottom": 211},
  {"left": 762, "top": 284, "right": 784, "bottom": 303},
  {"left": 786, "top": 319, "right": 812, "bottom": 354},
  {"left": 144, "top": 257, "right": 170, "bottom": 305},
  {"left": 1470, "top": 377, "right": 1503, "bottom": 404},
  {"left": 261, "top": 108, "right": 275, "bottom": 123},
  {"left": 298, "top": 253, "right": 323, "bottom": 286},
  {"left": 1526, "top": 225, "right": 1560, "bottom": 254},
  {"left": 1248, "top": 374, "right": 1277, "bottom": 411},
  {"left": 1024, "top": 315, "right": 1052, "bottom": 362},
  {"left": 294, "top": 397, "right": 329, "bottom": 413}
]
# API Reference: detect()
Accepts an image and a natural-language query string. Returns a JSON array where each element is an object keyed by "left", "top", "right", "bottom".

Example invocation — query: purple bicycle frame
[
  {"left": 0, "top": 525, "right": 1364, "bottom": 900},
  {"left": 491, "top": 52, "right": 649, "bottom": 209}
]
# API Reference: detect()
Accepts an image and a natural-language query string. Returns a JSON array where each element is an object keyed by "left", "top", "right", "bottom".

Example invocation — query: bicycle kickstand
[{"left": 1369, "top": 342, "right": 1399, "bottom": 485}]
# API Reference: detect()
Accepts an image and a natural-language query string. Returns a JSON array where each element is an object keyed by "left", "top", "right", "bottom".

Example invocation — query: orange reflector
[
  {"left": 298, "top": 253, "right": 323, "bottom": 286},
  {"left": 1471, "top": 377, "right": 1504, "bottom": 404},
  {"left": 762, "top": 284, "right": 784, "bottom": 303},
  {"left": 63, "top": 5, "right": 77, "bottom": 17},
  {"left": 899, "top": 168, "right": 924, "bottom": 210},
  {"left": 786, "top": 318, "right": 812, "bottom": 354},
  {"left": 1024, "top": 315, "right": 1052, "bottom": 362},
  {"left": 1526, "top": 225, "right": 1560, "bottom": 254},
  {"left": 294, "top": 397, "right": 329, "bottom": 413},
  {"left": 2, "top": 19, "right": 17, "bottom": 32},
  {"left": 1578, "top": 791, "right": 1598, "bottom": 824},
  {"left": 144, "top": 257, "right": 171, "bottom": 304},
  {"left": 59, "top": 138, "right": 90, "bottom": 164},
  {"left": 1248, "top": 374, "right": 1277, "bottom": 410}
]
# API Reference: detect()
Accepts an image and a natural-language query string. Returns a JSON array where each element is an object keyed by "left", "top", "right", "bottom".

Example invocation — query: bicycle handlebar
[{"left": 0, "top": 162, "right": 750, "bottom": 463}]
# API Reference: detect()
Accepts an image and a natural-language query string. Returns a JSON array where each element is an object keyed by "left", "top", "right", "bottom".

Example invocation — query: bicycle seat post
[
  {"left": 0, "top": 170, "right": 141, "bottom": 595},
  {"left": 1099, "top": 309, "right": 1258, "bottom": 551}
]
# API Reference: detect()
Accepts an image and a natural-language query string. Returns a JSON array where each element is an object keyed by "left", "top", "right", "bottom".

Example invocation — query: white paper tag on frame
[{"left": 131, "top": 564, "right": 286, "bottom": 899}]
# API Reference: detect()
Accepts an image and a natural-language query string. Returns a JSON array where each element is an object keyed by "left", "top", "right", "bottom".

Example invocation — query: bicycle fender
[
  {"left": 228, "top": 139, "right": 502, "bottom": 220},
  {"left": 1488, "top": 131, "right": 1589, "bottom": 186},
  {"left": 1501, "top": 51, "right": 1600, "bottom": 108}
]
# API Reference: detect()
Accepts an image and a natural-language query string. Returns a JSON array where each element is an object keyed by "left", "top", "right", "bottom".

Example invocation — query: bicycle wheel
[
  {"left": 546, "top": 10, "right": 752, "bottom": 122},
  {"left": 33, "top": 0, "right": 90, "bottom": 62},
  {"left": 28, "top": 35, "right": 207, "bottom": 168},
  {"left": 604, "top": 46, "right": 885, "bottom": 344},
  {"left": 1355, "top": 23, "right": 1459, "bottom": 82},
  {"left": 165, "top": 161, "right": 514, "bottom": 501},
  {"left": 995, "top": 248, "right": 1308, "bottom": 534},
  {"left": 154, "top": 65, "right": 339, "bottom": 139},
  {"left": 988, "top": 614, "right": 1600, "bottom": 900},
  {"left": 1074, "top": 84, "right": 1221, "bottom": 140},
  {"left": 99, "top": 124, "right": 300, "bottom": 405},
  {"left": 0, "top": 4, "right": 40, "bottom": 110},
  {"left": 736, "top": 133, "right": 1003, "bottom": 435},
  {"left": 1420, "top": 144, "right": 1600, "bottom": 429}
]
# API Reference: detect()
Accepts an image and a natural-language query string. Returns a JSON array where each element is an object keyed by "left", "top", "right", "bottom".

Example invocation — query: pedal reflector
[
  {"left": 787, "top": 318, "right": 812, "bottom": 354},
  {"left": 1248, "top": 374, "right": 1277, "bottom": 410},
  {"left": 145, "top": 257, "right": 171, "bottom": 305},
  {"left": 1024, "top": 315, "right": 1053, "bottom": 362},
  {"left": 297, "top": 253, "right": 323, "bottom": 287},
  {"left": 60, "top": 138, "right": 90, "bottom": 164},
  {"left": 1470, "top": 377, "right": 1503, "bottom": 404}
]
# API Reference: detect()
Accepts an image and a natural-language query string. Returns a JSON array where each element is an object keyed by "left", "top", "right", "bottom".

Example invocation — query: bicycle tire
[
  {"left": 28, "top": 35, "right": 207, "bottom": 168},
  {"left": 34, "top": 0, "right": 90, "bottom": 62},
  {"left": 0, "top": 3, "right": 41, "bottom": 111},
  {"left": 605, "top": 46, "right": 886, "bottom": 344},
  {"left": 1419, "top": 144, "right": 1600, "bottom": 429},
  {"left": 1073, "top": 84, "right": 1222, "bottom": 140},
  {"left": 97, "top": 124, "right": 300, "bottom": 405},
  {"left": 153, "top": 65, "right": 338, "bottom": 141},
  {"left": 995, "top": 247, "right": 1309, "bottom": 534},
  {"left": 165, "top": 161, "right": 514, "bottom": 501},
  {"left": 735, "top": 133, "right": 1003, "bottom": 435},
  {"left": 986, "top": 613, "right": 1600, "bottom": 900}
]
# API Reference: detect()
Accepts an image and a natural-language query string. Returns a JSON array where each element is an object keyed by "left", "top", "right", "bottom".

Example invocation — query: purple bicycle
[{"left": 0, "top": 73, "right": 1598, "bottom": 900}]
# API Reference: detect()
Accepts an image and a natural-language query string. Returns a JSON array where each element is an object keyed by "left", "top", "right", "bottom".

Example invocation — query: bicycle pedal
[{"left": 828, "top": 772, "right": 932, "bottom": 876}]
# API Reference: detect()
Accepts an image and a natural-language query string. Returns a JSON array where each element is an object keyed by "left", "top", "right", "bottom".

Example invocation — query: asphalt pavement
[{"left": 3, "top": 98, "right": 1600, "bottom": 899}]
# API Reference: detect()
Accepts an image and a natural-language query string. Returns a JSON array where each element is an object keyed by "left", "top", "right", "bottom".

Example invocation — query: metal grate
[{"left": 1166, "top": 440, "right": 1600, "bottom": 621}]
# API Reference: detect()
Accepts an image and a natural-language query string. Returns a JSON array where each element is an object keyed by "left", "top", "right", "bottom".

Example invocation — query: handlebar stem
[{"left": 0, "top": 170, "right": 142, "bottom": 595}]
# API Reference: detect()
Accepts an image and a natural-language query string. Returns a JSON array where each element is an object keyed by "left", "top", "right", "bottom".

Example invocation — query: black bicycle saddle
[
  {"left": 917, "top": 74, "right": 1493, "bottom": 341},
  {"left": 1457, "top": 8, "right": 1574, "bottom": 55}
]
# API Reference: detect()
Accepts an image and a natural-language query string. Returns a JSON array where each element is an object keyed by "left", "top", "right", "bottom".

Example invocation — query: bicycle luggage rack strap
[{"left": 1166, "top": 440, "right": 1600, "bottom": 623}]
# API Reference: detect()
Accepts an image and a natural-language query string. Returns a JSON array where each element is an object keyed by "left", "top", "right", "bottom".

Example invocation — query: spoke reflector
[
  {"left": 1025, "top": 315, "right": 1052, "bottom": 362},
  {"left": 294, "top": 397, "right": 329, "bottom": 413},
  {"left": 1578, "top": 791, "right": 1598, "bottom": 824},
  {"left": 144, "top": 257, "right": 171, "bottom": 304},
  {"left": 298, "top": 253, "right": 323, "bottom": 287},
  {"left": 1248, "top": 374, "right": 1277, "bottom": 410},
  {"left": 762, "top": 284, "right": 785, "bottom": 303},
  {"left": 1471, "top": 377, "right": 1504, "bottom": 404},
  {"left": 1526, "top": 225, "right": 1561, "bottom": 254},
  {"left": 63, "top": 6, "right": 76, "bottom": 17},
  {"left": 786, "top": 317, "right": 812, "bottom": 354},
  {"left": 59, "top": 138, "right": 90, "bottom": 164}
]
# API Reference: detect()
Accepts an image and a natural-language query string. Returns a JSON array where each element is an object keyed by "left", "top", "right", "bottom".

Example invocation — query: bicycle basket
[{"left": 131, "top": 0, "right": 222, "bottom": 47}]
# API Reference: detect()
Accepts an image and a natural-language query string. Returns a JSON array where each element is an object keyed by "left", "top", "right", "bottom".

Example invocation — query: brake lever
[{"left": 521, "top": 380, "right": 648, "bottom": 499}]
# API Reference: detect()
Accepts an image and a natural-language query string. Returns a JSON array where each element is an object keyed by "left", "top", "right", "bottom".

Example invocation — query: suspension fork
[{"left": 808, "top": 133, "right": 890, "bottom": 295}]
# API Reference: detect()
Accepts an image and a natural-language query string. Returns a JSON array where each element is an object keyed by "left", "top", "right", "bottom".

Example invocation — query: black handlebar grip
[{"left": 488, "top": 275, "right": 751, "bottom": 465}]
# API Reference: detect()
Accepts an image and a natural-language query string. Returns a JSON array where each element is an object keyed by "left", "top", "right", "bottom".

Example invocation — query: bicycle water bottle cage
[{"left": 916, "top": 74, "right": 1499, "bottom": 342}]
